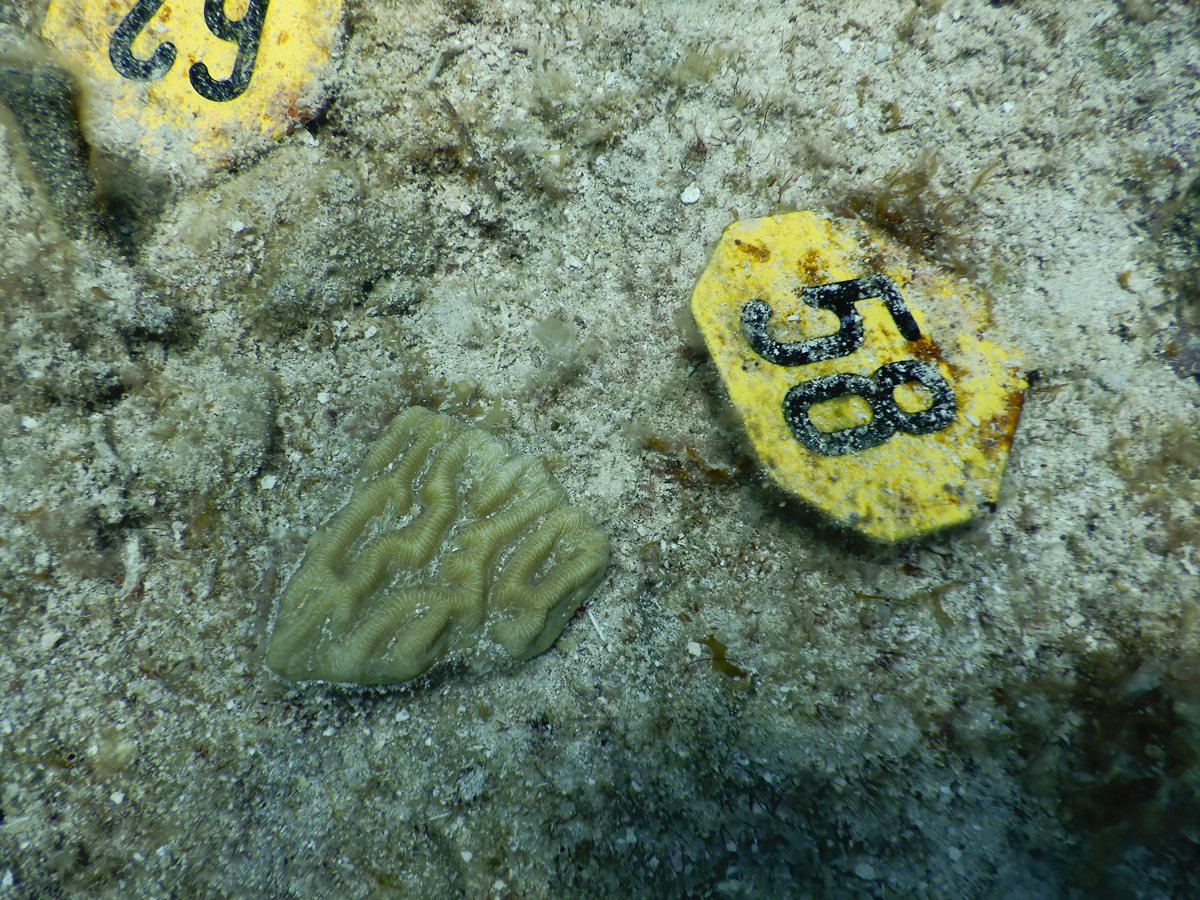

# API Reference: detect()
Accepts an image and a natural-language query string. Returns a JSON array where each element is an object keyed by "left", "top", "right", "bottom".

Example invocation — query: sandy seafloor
[{"left": 2, "top": 0, "right": 1200, "bottom": 897}]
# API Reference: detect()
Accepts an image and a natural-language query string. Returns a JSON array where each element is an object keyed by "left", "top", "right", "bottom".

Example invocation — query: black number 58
[{"left": 741, "top": 275, "right": 957, "bottom": 456}]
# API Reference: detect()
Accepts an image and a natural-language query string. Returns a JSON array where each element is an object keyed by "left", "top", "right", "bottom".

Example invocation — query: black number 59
[{"left": 108, "top": 0, "right": 269, "bottom": 102}]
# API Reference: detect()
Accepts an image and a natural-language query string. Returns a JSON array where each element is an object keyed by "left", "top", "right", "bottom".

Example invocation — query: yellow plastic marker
[
  {"left": 43, "top": 0, "right": 342, "bottom": 176},
  {"left": 691, "top": 211, "right": 1025, "bottom": 541}
]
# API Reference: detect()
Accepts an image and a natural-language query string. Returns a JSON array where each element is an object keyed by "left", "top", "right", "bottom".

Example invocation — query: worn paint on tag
[{"left": 691, "top": 211, "right": 1025, "bottom": 541}]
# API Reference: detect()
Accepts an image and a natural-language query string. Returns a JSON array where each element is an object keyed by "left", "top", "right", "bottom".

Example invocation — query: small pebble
[{"left": 40, "top": 629, "right": 63, "bottom": 651}]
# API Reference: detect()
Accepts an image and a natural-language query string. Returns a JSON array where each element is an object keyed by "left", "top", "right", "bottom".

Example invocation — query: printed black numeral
[
  {"left": 741, "top": 274, "right": 921, "bottom": 367},
  {"left": 109, "top": 0, "right": 175, "bottom": 81},
  {"left": 782, "top": 359, "right": 957, "bottom": 456},
  {"left": 189, "top": 0, "right": 270, "bottom": 102},
  {"left": 108, "top": 0, "right": 269, "bottom": 102}
]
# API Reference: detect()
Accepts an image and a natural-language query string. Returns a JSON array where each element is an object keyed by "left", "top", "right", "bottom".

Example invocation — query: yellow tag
[
  {"left": 42, "top": 0, "right": 342, "bottom": 175},
  {"left": 691, "top": 211, "right": 1026, "bottom": 541}
]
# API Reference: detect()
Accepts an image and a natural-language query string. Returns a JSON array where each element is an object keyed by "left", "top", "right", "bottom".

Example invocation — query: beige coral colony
[{"left": 266, "top": 407, "right": 611, "bottom": 685}]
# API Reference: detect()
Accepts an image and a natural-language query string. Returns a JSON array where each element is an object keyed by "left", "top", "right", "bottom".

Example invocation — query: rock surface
[{"left": 0, "top": 0, "right": 1198, "bottom": 897}]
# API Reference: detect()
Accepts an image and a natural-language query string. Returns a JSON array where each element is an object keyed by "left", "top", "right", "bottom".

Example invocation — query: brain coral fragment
[{"left": 266, "top": 407, "right": 610, "bottom": 685}]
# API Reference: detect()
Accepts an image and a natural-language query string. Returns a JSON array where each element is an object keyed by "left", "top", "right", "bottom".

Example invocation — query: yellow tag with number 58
[{"left": 691, "top": 211, "right": 1025, "bottom": 541}]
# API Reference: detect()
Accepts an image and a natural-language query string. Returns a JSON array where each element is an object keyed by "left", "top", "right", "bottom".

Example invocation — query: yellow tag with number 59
[
  {"left": 43, "top": 0, "right": 342, "bottom": 177},
  {"left": 691, "top": 211, "right": 1025, "bottom": 541}
]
